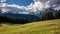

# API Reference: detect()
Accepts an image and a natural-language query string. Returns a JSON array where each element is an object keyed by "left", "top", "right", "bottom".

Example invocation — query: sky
[
  {"left": 0, "top": 0, "right": 60, "bottom": 16},
  {"left": 5, "top": 0, "right": 34, "bottom": 6}
]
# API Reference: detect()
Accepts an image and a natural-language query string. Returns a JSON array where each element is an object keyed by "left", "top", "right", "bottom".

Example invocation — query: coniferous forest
[{"left": 0, "top": 9, "right": 60, "bottom": 24}]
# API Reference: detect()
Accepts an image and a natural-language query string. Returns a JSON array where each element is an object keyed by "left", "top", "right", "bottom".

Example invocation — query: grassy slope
[{"left": 0, "top": 19, "right": 60, "bottom": 34}]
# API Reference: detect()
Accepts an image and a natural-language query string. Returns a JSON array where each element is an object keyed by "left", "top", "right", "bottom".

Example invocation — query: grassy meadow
[{"left": 0, "top": 19, "right": 60, "bottom": 34}]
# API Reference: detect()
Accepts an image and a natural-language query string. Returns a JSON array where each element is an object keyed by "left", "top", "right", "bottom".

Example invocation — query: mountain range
[{"left": 0, "top": 3, "right": 60, "bottom": 22}]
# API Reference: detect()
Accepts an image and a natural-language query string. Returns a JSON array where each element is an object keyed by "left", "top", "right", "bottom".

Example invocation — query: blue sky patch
[{"left": 6, "top": 0, "right": 33, "bottom": 6}]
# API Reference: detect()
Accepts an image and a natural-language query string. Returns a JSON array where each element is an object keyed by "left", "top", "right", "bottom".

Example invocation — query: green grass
[{"left": 0, "top": 19, "right": 60, "bottom": 34}]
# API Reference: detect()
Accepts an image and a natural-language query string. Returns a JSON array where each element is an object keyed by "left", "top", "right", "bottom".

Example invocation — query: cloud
[
  {"left": 26, "top": 0, "right": 50, "bottom": 14},
  {"left": 1, "top": 4, "right": 26, "bottom": 14},
  {"left": 0, "top": 0, "right": 60, "bottom": 16},
  {"left": 0, "top": 0, "right": 6, "bottom": 2},
  {"left": 26, "top": 0, "right": 60, "bottom": 14},
  {"left": 33, "top": 0, "right": 60, "bottom": 8}
]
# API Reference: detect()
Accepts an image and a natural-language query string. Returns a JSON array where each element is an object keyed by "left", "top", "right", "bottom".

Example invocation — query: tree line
[
  {"left": 41, "top": 10, "right": 60, "bottom": 20},
  {"left": 0, "top": 16, "right": 29, "bottom": 24},
  {"left": 0, "top": 10, "right": 60, "bottom": 24}
]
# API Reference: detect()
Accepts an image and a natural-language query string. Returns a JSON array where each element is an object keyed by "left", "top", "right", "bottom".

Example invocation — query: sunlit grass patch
[{"left": 0, "top": 19, "right": 60, "bottom": 34}]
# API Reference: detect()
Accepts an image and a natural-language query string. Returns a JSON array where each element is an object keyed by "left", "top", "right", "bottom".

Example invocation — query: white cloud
[
  {"left": 0, "top": 0, "right": 6, "bottom": 2},
  {"left": 33, "top": 0, "right": 60, "bottom": 8},
  {"left": 0, "top": 0, "right": 60, "bottom": 16},
  {"left": 1, "top": 3, "right": 27, "bottom": 14},
  {"left": 26, "top": 0, "right": 50, "bottom": 14},
  {"left": 26, "top": 0, "right": 60, "bottom": 14}
]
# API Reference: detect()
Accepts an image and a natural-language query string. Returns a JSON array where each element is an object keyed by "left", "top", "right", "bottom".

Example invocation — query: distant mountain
[
  {"left": 0, "top": 6, "right": 60, "bottom": 22},
  {"left": 0, "top": 4, "right": 41, "bottom": 22},
  {"left": 2, "top": 13, "right": 41, "bottom": 21},
  {"left": 0, "top": 9, "right": 41, "bottom": 22},
  {"left": 0, "top": 3, "right": 60, "bottom": 22}
]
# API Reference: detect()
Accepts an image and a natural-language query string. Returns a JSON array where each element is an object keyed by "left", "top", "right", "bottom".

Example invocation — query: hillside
[{"left": 0, "top": 19, "right": 60, "bottom": 34}]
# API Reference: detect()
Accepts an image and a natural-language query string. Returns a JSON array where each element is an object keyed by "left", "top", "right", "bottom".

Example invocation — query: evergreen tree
[
  {"left": 54, "top": 12, "right": 60, "bottom": 19},
  {"left": 42, "top": 12, "right": 54, "bottom": 20}
]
